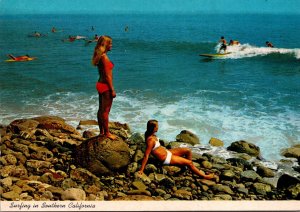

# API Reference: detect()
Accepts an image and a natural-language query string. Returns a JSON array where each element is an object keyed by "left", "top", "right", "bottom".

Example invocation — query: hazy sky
[{"left": 1, "top": 0, "right": 299, "bottom": 15}]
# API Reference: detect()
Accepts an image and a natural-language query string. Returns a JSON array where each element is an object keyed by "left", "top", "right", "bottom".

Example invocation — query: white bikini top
[{"left": 152, "top": 136, "right": 160, "bottom": 151}]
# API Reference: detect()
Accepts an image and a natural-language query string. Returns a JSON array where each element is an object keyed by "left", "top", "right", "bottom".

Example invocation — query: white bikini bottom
[{"left": 163, "top": 150, "right": 172, "bottom": 165}]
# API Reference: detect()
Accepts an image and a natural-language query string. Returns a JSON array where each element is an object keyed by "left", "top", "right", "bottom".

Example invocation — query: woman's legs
[
  {"left": 170, "top": 154, "right": 215, "bottom": 180},
  {"left": 97, "top": 93, "right": 104, "bottom": 135},
  {"left": 169, "top": 148, "right": 193, "bottom": 160},
  {"left": 101, "top": 91, "right": 116, "bottom": 140}
]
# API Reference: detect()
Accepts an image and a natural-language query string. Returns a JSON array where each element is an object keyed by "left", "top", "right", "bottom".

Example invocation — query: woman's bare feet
[
  {"left": 106, "top": 133, "right": 117, "bottom": 140},
  {"left": 203, "top": 173, "right": 214, "bottom": 180}
]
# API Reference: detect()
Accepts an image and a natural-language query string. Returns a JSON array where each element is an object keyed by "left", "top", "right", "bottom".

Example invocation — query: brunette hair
[
  {"left": 92, "top": 35, "right": 112, "bottom": 66},
  {"left": 144, "top": 120, "right": 158, "bottom": 142}
]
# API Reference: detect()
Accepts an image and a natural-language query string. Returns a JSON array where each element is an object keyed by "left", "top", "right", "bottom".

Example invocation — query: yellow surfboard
[
  {"left": 199, "top": 52, "right": 231, "bottom": 58},
  {"left": 5, "top": 57, "right": 36, "bottom": 62}
]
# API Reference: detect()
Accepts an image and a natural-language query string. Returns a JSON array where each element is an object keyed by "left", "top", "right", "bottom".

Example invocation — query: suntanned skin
[
  {"left": 96, "top": 40, "right": 117, "bottom": 140},
  {"left": 139, "top": 122, "right": 217, "bottom": 180}
]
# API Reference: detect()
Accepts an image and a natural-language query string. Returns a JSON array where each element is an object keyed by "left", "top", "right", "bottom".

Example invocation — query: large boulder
[
  {"left": 75, "top": 136, "right": 131, "bottom": 176},
  {"left": 227, "top": 140, "right": 260, "bottom": 157},
  {"left": 175, "top": 130, "right": 200, "bottom": 146},
  {"left": 281, "top": 147, "right": 300, "bottom": 159},
  {"left": 8, "top": 119, "right": 39, "bottom": 133},
  {"left": 33, "top": 116, "right": 80, "bottom": 135},
  {"left": 277, "top": 174, "right": 300, "bottom": 190},
  {"left": 209, "top": 137, "right": 224, "bottom": 147}
]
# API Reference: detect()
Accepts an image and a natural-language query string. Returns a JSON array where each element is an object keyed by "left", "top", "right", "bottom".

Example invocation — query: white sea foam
[
  {"left": 215, "top": 43, "right": 300, "bottom": 59},
  {"left": 0, "top": 90, "right": 298, "bottom": 162}
]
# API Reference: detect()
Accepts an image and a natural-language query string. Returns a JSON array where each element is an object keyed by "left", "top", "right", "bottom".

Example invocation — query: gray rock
[
  {"left": 277, "top": 174, "right": 300, "bottom": 190},
  {"left": 287, "top": 183, "right": 300, "bottom": 199},
  {"left": 176, "top": 130, "right": 200, "bottom": 145},
  {"left": 132, "top": 181, "right": 147, "bottom": 190},
  {"left": 70, "top": 168, "right": 100, "bottom": 184},
  {"left": 221, "top": 170, "right": 236, "bottom": 180},
  {"left": 256, "top": 165, "right": 275, "bottom": 178},
  {"left": 154, "top": 188, "right": 167, "bottom": 196},
  {"left": 213, "top": 194, "right": 232, "bottom": 200},
  {"left": 226, "top": 158, "right": 253, "bottom": 170},
  {"left": 79, "top": 120, "right": 98, "bottom": 126},
  {"left": 82, "top": 130, "right": 97, "bottom": 139},
  {"left": 212, "top": 184, "right": 234, "bottom": 195},
  {"left": 209, "top": 137, "right": 224, "bottom": 147},
  {"left": 145, "top": 164, "right": 158, "bottom": 174},
  {"left": 127, "top": 133, "right": 144, "bottom": 145},
  {"left": 167, "top": 141, "right": 192, "bottom": 149},
  {"left": 3, "top": 154, "right": 17, "bottom": 165},
  {"left": 127, "top": 189, "right": 151, "bottom": 196},
  {"left": 227, "top": 140, "right": 260, "bottom": 157},
  {"left": 112, "top": 194, "right": 156, "bottom": 201},
  {"left": 127, "top": 162, "right": 138, "bottom": 175},
  {"left": 241, "top": 170, "right": 261, "bottom": 182},
  {"left": 133, "top": 149, "right": 144, "bottom": 162},
  {"left": 2, "top": 191, "right": 20, "bottom": 200},
  {"left": 75, "top": 136, "right": 131, "bottom": 175},
  {"left": 13, "top": 143, "right": 30, "bottom": 157},
  {"left": 281, "top": 147, "right": 300, "bottom": 159},
  {"left": 162, "top": 166, "right": 181, "bottom": 175},
  {"left": 61, "top": 188, "right": 86, "bottom": 201},
  {"left": 253, "top": 182, "right": 272, "bottom": 195},
  {"left": 202, "top": 161, "right": 213, "bottom": 169},
  {"left": 237, "top": 187, "right": 249, "bottom": 195},
  {"left": 33, "top": 116, "right": 80, "bottom": 135},
  {"left": 0, "top": 177, "right": 13, "bottom": 187},
  {"left": 134, "top": 172, "right": 151, "bottom": 184},
  {"left": 173, "top": 189, "right": 192, "bottom": 200},
  {"left": 9, "top": 119, "right": 39, "bottom": 133},
  {"left": 1, "top": 165, "right": 28, "bottom": 178}
]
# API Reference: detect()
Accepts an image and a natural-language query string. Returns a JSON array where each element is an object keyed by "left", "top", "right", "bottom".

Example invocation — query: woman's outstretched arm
[{"left": 139, "top": 137, "right": 154, "bottom": 174}]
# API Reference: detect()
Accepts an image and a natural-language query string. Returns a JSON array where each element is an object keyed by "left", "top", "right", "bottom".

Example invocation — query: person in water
[
  {"left": 266, "top": 41, "right": 274, "bottom": 48},
  {"left": 94, "top": 34, "right": 99, "bottom": 41},
  {"left": 34, "top": 31, "right": 41, "bottom": 37},
  {"left": 92, "top": 35, "right": 117, "bottom": 140},
  {"left": 7, "top": 54, "right": 31, "bottom": 61},
  {"left": 218, "top": 36, "right": 227, "bottom": 53},
  {"left": 139, "top": 120, "right": 217, "bottom": 180},
  {"left": 229, "top": 40, "right": 240, "bottom": 46}
]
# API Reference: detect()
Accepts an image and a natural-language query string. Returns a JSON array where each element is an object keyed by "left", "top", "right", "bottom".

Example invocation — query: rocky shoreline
[{"left": 1, "top": 115, "right": 299, "bottom": 201}]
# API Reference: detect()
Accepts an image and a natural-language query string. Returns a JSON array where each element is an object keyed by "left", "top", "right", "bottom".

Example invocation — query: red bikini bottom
[{"left": 96, "top": 82, "right": 110, "bottom": 94}]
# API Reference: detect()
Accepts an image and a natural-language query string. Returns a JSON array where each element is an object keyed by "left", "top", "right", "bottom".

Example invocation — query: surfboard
[
  {"left": 5, "top": 58, "right": 36, "bottom": 62},
  {"left": 199, "top": 52, "right": 231, "bottom": 58}
]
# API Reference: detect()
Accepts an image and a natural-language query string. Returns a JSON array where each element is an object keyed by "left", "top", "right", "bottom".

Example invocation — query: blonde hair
[{"left": 92, "top": 35, "right": 112, "bottom": 66}]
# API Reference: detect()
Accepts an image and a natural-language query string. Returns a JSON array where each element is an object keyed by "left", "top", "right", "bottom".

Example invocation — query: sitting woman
[{"left": 139, "top": 120, "right": 217, "bottom": 180}]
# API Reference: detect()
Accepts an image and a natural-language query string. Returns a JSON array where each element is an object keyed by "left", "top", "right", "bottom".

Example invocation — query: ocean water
[{"left": 0, "top": 13, "right": 299, "bottom": 162}]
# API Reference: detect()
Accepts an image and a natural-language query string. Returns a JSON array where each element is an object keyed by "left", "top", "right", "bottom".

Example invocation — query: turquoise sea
[{"left": 0, "top": 13, "right": 299, "bottom": 161}]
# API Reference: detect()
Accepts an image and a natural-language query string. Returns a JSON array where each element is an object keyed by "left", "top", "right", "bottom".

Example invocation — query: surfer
[
  {"left": 92, "top": 35, "right": 117, "bottom": 140},
  {"left": 34, "top": 31, "right": 41, "bottom": 37},
  {"left": 218, "top": 36, "right": 227, "bottom": 53},
  {"left": 7, "top": 54, "right": 32, "bottom": 61},
  {"left": 229, "top": 40, "right": 240, "bottom": 46},
  {"left": 139, "top": 120, "right": 219, "bottom": 181},
  {"left": 266, "top": 41, "right": 274, "bottom": 48},
  {"left": 62, "top": 35, "right": 86, "bottom": 42},
  {"left": 94, "top": 34, "right": 99, "bottom": 41},
  {"left": 51, "top": 27, "right": 57, "bottom": 33}
]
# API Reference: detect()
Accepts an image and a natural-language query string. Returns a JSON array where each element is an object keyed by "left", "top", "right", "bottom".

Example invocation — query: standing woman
[
  {"left": 92, "top": 35, "right": 117, "bottom": 140},
  {"left": 139, "top": 120, "right": 217, "bottom": 180}
]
